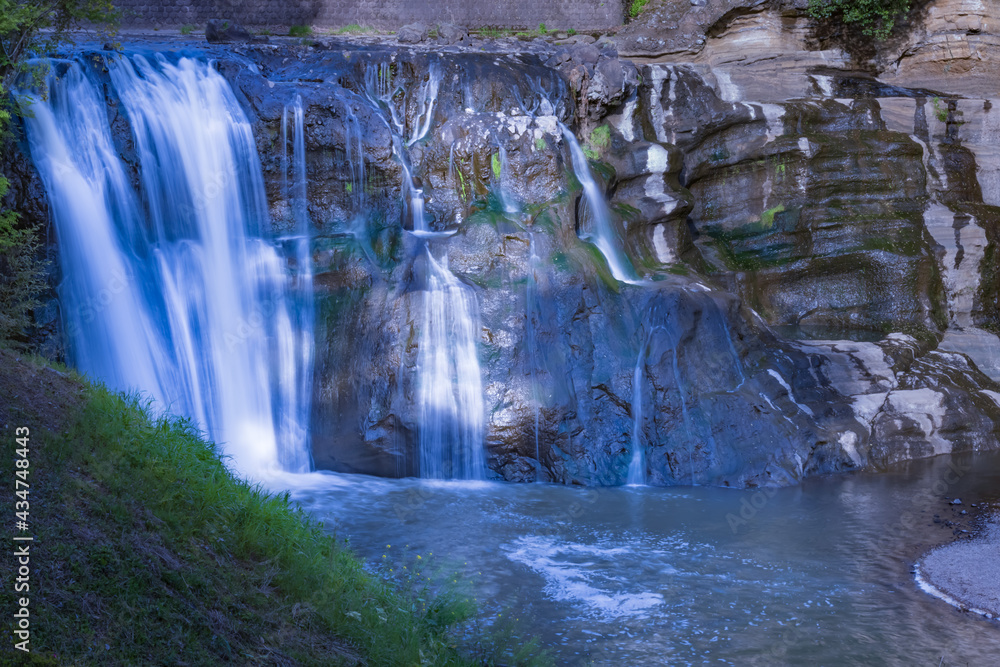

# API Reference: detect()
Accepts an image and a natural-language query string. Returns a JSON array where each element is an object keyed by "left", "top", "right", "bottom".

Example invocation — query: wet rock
[
  {"left": 11, "top": 34, "right": 1000, "bottom": 487},
  {"left": 952, "top": 498, "right": 963, "bottom": 505},
  {"left": 569, "top": 43, "right": 601, "bottom": 66}
]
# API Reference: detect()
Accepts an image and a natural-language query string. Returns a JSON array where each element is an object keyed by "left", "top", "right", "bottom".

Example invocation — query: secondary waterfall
[
  {"left": 407, "top": 167, "right": 486, "bottom": 480},
  {"left": 279, "top": 95, "right": 316, "bottom": 474},
  {"left": 561, "top": 125, "right": 640, "bottom": 284},
  {"left": 416, "top": 249, "right": 487, "bottom": 480},
  {"left": 19, "top": 56, "right": 314, "bottom": 475},
  {"left": 627, "top": 353, "right": 647, "bottom": 486},
  {"left": 367, "top": 60, "right": 486, "bottom": 480}
]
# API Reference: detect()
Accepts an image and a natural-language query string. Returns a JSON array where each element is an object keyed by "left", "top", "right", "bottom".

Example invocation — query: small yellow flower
[{"left": 416, "top": 555, "right": 422, "bottom": 560}]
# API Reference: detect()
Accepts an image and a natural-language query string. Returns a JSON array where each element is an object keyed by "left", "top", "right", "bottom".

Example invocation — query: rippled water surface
[{"left": 268, "top": 453, "right": 1000, "bottom": 665}]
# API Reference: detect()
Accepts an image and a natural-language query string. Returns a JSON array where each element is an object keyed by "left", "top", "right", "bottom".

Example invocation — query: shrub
[
  {"left": 0, "top": 1, "right": 119, "bottom": 346},
  {"left": 807, "top": 0, "right": 912, "bottom": 40}
]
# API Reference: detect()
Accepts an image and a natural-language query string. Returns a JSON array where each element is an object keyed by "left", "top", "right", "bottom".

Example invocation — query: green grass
[
  {"left": 288, "top": 24, "right": 312, "bottom": 37},
  {"left": 629, "top": 0, "right": 649, "bottom": 19},
  {"left": 513, "top": 24, "right": 551, "bottom": 40},
  {"left": 0, "top": 351, "right": 546, "bottom": 665},
  {"left": 334, "top": 24, "right": 376, "bottom": 35},
  {"left": 179, "top": 24, "right": 195, "bottom": 35},
  {"left": 476, "top": 26, "right": 514, "bottom": 39}
]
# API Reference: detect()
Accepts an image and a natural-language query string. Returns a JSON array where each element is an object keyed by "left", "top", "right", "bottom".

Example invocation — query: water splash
[{"left": 20, "top": 56, "right": 314, "bottom": 475}]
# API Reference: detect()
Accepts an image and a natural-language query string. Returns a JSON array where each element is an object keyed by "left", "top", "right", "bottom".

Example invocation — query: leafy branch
[
  {"left": 0, "top": 1, "right": 119, "bottom": 345},
  {"left": 807, "top": 0, "right": 912, "bottom": 40}
]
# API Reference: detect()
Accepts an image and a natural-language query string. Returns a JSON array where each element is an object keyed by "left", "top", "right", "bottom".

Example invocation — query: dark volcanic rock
[{"left": 205, "top": 18, "right": 253, "bottom": 44}]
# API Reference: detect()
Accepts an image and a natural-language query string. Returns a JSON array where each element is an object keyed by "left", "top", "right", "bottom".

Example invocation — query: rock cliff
[{"left": 7, "top": 0, "right": 1000, "bottom": 485}]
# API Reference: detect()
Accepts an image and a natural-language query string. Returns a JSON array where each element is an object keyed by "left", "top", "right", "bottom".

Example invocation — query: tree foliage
[
  {"left": 1, "top": 0, "right": 119, "bottom": 84},
  {"left": 0, "top": 1, "right": 119, "bottom": 344},
  {"left": 807, "top": 0, "right": 912, "bottom": 40}
]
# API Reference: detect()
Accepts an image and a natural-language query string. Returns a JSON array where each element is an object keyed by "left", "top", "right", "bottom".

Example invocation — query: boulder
[
  {"left": 397, "top": 22, "right": 429, "bottom": 44},
  {"left": 438, "top": 23, "right": 468, "bottom": 45},
  {"left": 205, "top": 18, "right": 252, "bottom": 44}
]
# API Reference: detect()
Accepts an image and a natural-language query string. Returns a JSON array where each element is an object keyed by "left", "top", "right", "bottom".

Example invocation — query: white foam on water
[{"left": 504, "top": 536, "right": 666, "bottom": 619}]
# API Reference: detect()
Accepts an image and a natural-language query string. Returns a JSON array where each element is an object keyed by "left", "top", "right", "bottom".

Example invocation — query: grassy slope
[{"left": 0, "top": 349, "right": 500, "bottom": 666}]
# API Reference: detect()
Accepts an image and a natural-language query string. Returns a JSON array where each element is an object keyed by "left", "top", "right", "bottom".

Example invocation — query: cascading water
[
  {"left": 627, "top": 354, "right": 647, "bottom": 486},
  {"left": 416, "top": 250, "right": 487, "bottom": 480},
  {"left": 20, "top": 56, "right": 314, "bottom": 475},
  {"left": 407, "top": 62, "right": 442, "bottom": 147},
  {"left": 560, "top": 125, "right": 641, "bottom": 284},
  {"left": 362, "top": 60, "right": 486, "bottom": 479},
  {"left": 279, "top": 95, "right": 316, "bottom": 474},
  {"left": 627, "top": 327, "right": 662, "bottom": 486},
  {"left": 526, "top": 233, "right": 544, "bottom": 481},
  {"left": 494, "top": 143, "right": 520, "bottom": 214}
]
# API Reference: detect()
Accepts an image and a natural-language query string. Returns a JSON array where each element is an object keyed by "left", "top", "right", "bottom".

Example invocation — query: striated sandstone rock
[{"left": 881, "top": 0, "right": 1000, "bottom": 95}]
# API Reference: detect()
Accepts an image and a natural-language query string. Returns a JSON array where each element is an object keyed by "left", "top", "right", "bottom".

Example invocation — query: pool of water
[{"left": 266, "top": 452, "right": 1000, "bottom": 665}]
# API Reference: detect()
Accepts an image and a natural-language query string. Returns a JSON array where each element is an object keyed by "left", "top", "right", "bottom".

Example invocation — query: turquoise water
[{"left": 270, "top": 452, "right": 1000, "bottom": 665}]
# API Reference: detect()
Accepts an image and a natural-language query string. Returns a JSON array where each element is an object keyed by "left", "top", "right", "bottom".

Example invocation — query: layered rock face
[{"left": 9, "top": 0, "right": 1000, "bottom": 486}]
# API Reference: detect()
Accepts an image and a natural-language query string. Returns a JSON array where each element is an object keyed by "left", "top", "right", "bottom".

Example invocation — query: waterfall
[
  {"left": 279, "top": 96, "right": 316, "bottom": 474},
  {"left": 628, "top": 326, "right": 663, "bottom": 486},
  {"left": 627, "top": 353, "right": 647, "bottom": 486},
  {"left": 527, "top": 233, "right": 544, "bottom": 482},
  {"left": 560, "top": 124, "right": 640, "bottom": 284},
  {"left": 407, "top": 61, "right": 442, "bottom": 147},
  {"left": 363, "top": 62, "right": 485, "bottom": 480},
  {"left": 416, "top": 251, "right": 487, "bottom": 480},
  {"left": 409, "top": 172, "right": 486, "bottom": 479},
  {"left": 494, "top": 143, "right": 520, "bottom": 214},
  {"left": 20, "top": 56, "right": 314, "bottom": 475}
]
